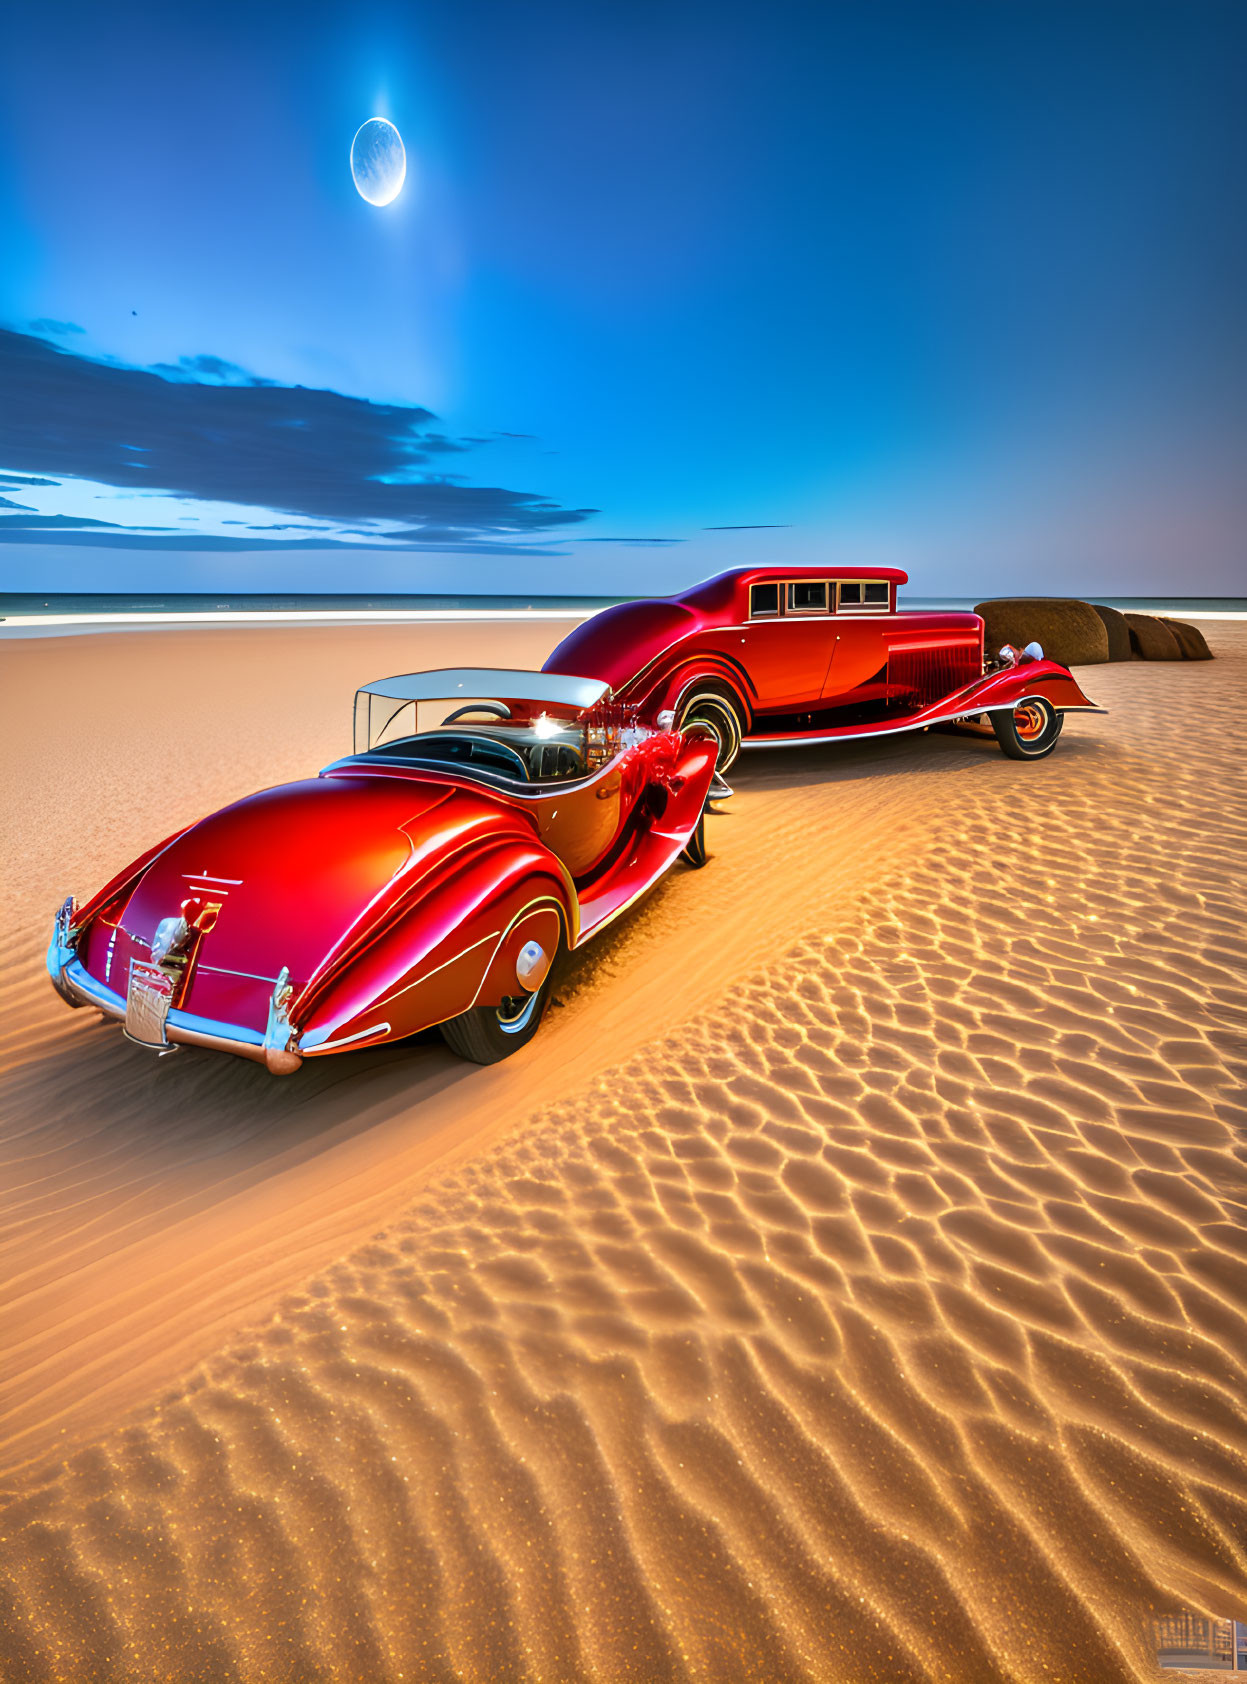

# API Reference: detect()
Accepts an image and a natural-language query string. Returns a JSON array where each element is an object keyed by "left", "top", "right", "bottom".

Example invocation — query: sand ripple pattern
[{"left": 3, "top": 643, "right": 1247, "bottom": 1681}]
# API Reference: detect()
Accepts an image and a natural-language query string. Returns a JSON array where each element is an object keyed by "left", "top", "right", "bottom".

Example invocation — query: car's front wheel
[
  {"left": 991, "top": 698, "right": 1063, "bottom": 760},
  {"left": 681, "top": 808, "right": 709, "bottom": 868},
  {"left": 679, "top": 689, "right": 744, "bottom": 773},
  {"left": 440, "top": 951, "right": 559, "bottom": 1064}
]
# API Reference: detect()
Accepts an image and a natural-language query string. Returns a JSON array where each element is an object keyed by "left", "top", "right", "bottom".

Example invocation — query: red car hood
[{"left": 99, "top": 774, "right": 522, "bottom": 1024}]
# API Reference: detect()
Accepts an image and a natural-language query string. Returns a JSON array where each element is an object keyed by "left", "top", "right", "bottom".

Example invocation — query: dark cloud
[
  {"left": 576, "top": 536, "right": 683, "bottom": 546},
  {"left": 0, "top": 528, "right": 565, "bottom": 556},
  {"left": 0, "top": 512, "right": 125, "bottom": 531},
  {"left": 0, "top": 329, "right": 596, "bottom": 547},
  {"left": 149, "top": 353, "right": 276, "bottom": 386},
  {"left": 0, "top": 495, "right": 36, "bottom": 511},
  {"left": 703, "top": 524, "right": 791, "bottom": 530},
  {"left": 0, "top": 512, "right": 210, "bottom": 536},
  {"left": 0, "top": 473, "right": 61, "bottom": 488},
  {"left": 28, "top": 319, "right": 84, "bottom": 336},
  {"left": 420, "top": 434, "right": 470, "bottom": 455}
]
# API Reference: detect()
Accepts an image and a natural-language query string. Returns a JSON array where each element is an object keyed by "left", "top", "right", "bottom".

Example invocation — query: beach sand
[{"left": 1, "top": 620, "right": 1244, "bottom": 1681}]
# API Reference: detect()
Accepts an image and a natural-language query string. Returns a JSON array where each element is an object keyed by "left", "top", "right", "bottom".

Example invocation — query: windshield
[
  {"left": 354, "top": 691, "right": 522, "bottom": 753},
  {"left": 351, "top": 690, "right": 596, "bottom": 786},
  {"left": 346, "top": 688, "right": 656, "bottom": 788}
]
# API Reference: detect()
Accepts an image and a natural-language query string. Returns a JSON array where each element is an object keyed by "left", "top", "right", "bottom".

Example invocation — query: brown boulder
[
  {"left": 1124, "top": 613, "right": 1181, "bottom": 660},
  {"left": 974, "top": 599, "right": 1109, "bottom": 666},
  {"left": 1089, "top": 603, "right": 1132, "bottom": 662},
  {"left": 1160, "top": 617, "right": 1214, "bottom": 660}
]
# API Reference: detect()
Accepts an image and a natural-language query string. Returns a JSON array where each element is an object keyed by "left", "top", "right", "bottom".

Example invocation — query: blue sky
[{"left": 1, "top": 0, "right": 1243, "bottom": 596}]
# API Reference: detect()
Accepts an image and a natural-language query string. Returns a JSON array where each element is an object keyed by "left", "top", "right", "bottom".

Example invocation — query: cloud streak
[{"left": 0, "top": 330, "right": 596, "bottom": 548}]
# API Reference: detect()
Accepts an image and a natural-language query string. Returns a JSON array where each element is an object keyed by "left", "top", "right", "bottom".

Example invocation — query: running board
[{"left": 743, "top": 700, "right": 1105, "bottom": 750}]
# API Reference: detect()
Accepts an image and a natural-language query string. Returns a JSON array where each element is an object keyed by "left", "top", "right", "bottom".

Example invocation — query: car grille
[{"left": 886, "top": 643, "right": 981, "bottom": 705}]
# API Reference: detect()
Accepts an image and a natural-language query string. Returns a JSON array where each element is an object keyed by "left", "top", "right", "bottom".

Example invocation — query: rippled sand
[{"left": 2, "top": 623, "right": 1245, "bottom": 1681}]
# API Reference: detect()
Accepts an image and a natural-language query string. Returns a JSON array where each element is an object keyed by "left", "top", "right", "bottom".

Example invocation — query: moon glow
[{"left": 350, "top": 118, "right": 406, "bottom": 206}]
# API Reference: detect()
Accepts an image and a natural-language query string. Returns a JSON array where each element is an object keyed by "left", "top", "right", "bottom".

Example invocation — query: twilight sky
[{"left": 1, "top": 0, "right": 1243, "bottom": 597}]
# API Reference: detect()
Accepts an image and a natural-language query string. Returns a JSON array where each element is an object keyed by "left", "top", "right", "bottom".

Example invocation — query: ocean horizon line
[{"left": 3, "top": 591, "right": 1245, "bottom": 638}]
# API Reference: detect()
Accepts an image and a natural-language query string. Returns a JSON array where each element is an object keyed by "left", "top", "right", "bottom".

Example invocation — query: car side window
[
  {"left": 837, "top": 580, "right": 890, "bottom": 611},
  {"left": 786, "top": 581, "right": 828, "bottom": 614},
  {"left": 749, "top": 582, "right": 780, "bottom": 617}
]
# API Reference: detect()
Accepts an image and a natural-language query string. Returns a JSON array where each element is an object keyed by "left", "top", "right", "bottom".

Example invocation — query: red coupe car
[
  {"left": 47, "top": 669, "right": 718, "bottom": 1074},
  {"left": 544, "top": 566, "right": 1102, "bottom": 772}
]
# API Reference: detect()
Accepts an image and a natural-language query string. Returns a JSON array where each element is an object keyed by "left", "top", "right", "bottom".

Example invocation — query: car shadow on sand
[{"left": 2, "top": 722, "right": 1104, "bottom": 1221}]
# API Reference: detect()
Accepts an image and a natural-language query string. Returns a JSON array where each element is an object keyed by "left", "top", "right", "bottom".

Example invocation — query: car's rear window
[{"left": 749, "top": 582, "right": 780, "bottom": 617}]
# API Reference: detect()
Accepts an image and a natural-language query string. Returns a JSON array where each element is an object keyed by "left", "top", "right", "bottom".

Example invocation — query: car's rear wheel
[
  {"left": 678, "top": 689, "right": 744, "bottom": 773},
  {"left": 991, "top": 698, "right": 1063, "bottom": 760},
  {"left": 439, "top": 946, "right": 560, "bottom": 1064}
]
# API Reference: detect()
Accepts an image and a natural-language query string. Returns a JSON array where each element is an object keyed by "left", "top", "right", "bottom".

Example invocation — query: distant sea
[
  {"left": 0, "top": 592, "right": 623, "bottom": 615},
  {"left": 3, "top": 592, "right": 1246, "bottom": 618}
]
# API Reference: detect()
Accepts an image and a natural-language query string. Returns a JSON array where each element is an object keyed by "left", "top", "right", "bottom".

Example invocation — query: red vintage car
[
  {"left": 47, "top": 669, "right": 718, "bottom": 1074},
  {"left": 544, "top": 566, "right": 1102, "bottom": 771}
]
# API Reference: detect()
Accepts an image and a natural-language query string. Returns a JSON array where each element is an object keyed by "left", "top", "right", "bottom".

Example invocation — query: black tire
[
  {"left": 991, "top": 698, "right": 1063, "bottom": 760},
  {"left": 679, "top": 688, "right": 744, "bottom": 773},
  {"left": 681, "top": 809, "right": 709, "bottom": 868},
  {"left": 439, "top": 946, "right": 559, "bottom": 1064}
]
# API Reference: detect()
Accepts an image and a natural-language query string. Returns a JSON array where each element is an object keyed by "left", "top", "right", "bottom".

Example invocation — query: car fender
[
  {"left": 296, "top": 844, "right": 575, "bottom": 1056},
  {"left": 642, "top": 660, "right": 754, "bottom": 728},
  {"left": 572, "top": 726, "right": 719, "bottom": 944},
  {"left": 947, "top": 659, "right": 1102, "bottom": 718}
]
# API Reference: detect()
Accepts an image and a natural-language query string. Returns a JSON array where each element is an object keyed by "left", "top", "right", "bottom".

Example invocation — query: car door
[
  {"left": 739, "top": 580, "right": 837, "bottom": 710},
  {"left": 821, "top": 583, "right": 895, "bottom": 700},
  {"left": 822, "top": 616, "right": 890, "bottom": 700}
]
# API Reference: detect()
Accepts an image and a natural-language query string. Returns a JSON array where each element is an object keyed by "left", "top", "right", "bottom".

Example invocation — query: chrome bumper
[{"left": 51, "top": 953, "right": 278, "bottom": 1068}]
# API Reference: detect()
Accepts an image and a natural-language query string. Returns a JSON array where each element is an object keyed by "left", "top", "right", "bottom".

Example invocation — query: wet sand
[{"left": 1, "top": 621, "right": 1245, "bottom": 1681}]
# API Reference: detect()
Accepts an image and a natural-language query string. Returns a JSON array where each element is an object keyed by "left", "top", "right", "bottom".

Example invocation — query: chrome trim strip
[
  {"left": 58, "top": 958, "right": 266, "bottom": 1052},
  {"left": 63, "top": 956, "right": 120, "bottom": 1012},
  {"left": 171, "top": 1008, "right": 265, "bottom": 1046},
  {"left": 742, "top": 697, "right": 1104, "bottom": 750},
  {"left": 198, "top": 963, "right": 285, "bottom": 983},
  {"left": 307, "top": 1022, "right": 392, "bottom": 1052},
  {"left": 372, "top": 929, "right": 502, "bottom": 1013},
  {"left": 357, "top": 669, "right": 610, "bottom": 709}
]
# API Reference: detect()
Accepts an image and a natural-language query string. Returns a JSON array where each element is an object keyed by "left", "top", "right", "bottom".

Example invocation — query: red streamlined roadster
[
  {"left": 544, "top": 566, "right": 1103, "bottom": 772},
  {"left": 47, "top": 670, "right": 718, "bottom": 1074}
]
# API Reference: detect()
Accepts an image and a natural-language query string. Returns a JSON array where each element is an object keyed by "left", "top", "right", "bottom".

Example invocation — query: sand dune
[{"left": 2, "top": 621, "right": 1245, "bottom": 1681}]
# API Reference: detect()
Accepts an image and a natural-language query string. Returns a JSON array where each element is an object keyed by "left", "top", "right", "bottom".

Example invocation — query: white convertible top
[{"left": 356, "top": 668, "right": 610, "bottom": 711}]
